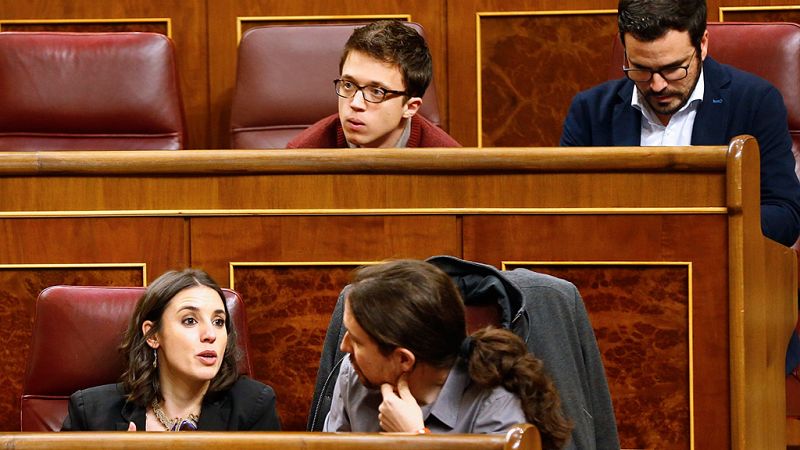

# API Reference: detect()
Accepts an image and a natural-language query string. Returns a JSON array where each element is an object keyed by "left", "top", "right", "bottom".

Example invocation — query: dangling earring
[{"left": 152, "top": 348, "right": 158, "bottom": 368}]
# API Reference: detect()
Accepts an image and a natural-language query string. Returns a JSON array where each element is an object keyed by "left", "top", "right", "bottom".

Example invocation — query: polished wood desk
[{"left": 0, "top": 136, "right": 793, "bottom": 449}]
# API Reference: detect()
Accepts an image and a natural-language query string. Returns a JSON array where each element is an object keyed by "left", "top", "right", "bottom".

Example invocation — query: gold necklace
[{"left": 151, "top": 399, "right": 199, "bottom": 431}]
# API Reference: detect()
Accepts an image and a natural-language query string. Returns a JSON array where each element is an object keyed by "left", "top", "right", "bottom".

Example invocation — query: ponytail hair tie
[{"left": 459, "top": 336, "right": 475, "bottom": 360}]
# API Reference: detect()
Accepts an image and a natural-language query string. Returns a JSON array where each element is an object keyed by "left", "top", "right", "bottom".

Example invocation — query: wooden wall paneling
[
  {"left": 719, "top": 5, "right": 800, "bottom": 22},
  {"left": 229, "top": 263, "right": 360, "bottom": 432},
  {"left": 506, "top": 262, "right": 692, "bottom": 448},
  {"left": 463, "top": 214, "right": 729, "bottom": 450},
  {"left": 0, "top": 0, "right": 209, "bottom": 149},
  {"left": 190, "top": 215, "right": 460, "bottom": 429},
  {"left": 207, "top": 0, "right": 448, "bottom": 149},
  {"left": 189, "top": 215, "right": 461, "bottom": 289},
  {"left": 478, "top": 11, "right": 617, "bottom": 147},
  {"left": 0, "top": 217, "right": 189, "bottom": 282},
  {"left": 0, "top": 265, "right": 145, "bottom": 431},
  {"left": 446, "top": 0, "right": 619, "bottom": 147}
]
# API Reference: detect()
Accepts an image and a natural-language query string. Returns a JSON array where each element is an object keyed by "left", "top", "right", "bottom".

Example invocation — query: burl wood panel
[
  {"left": 0, "top": 267, "right": 144, "bottom": 431},
  {"left": 0, "top": 22, "right": 168, "bottom": 34},
  {"left": 479, "top": 13, "right": 618, "bottom": 147},
  {"left": 720, "top": 9, "right": 800, "bottom": 24},
  {"left": 507, "top": 263, "right": 690, "bottom": 449},
  {"left": 463, "top": 214, "right": 729, "bottom": 449},
  {"left": 231, "top": 265, "right": 354, "bottom": 431}
]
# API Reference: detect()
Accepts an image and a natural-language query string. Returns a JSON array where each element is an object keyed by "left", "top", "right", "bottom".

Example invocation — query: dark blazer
[
  {"left": 561, "top": 56, "right": 800, "bottom": 247},
  {"left": 61, "top": 377, "right": 281, "bottom": 431}
]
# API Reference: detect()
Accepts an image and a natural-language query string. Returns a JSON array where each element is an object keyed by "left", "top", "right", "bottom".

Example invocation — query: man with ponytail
[{"left": 324, "top": 259, "right": 572, "bottom": 449}]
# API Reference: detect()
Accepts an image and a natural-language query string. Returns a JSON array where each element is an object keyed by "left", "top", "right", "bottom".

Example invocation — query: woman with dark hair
[
  {"left": 325, "top": 259, "right": 572, "bottom": 449},
  {"left": 62, "top": 269, "right": 280, "bottom": 431}
]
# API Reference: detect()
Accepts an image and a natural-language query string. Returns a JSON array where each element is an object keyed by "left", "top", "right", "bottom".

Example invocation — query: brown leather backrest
[
  {"left": 229, "top": 23, "right": 441, "bottom": 149},
  {"left": 0, "top": 32, "right": 186, "bottom": 151},
  {"left": 20, "top": 286, "right": 252, "bottom": 431}
]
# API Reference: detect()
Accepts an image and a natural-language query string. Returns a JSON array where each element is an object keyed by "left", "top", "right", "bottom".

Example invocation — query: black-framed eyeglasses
[
  {"left": 622, "top": 48, "right": 696, "bottom": 82},
  {"left": 333, "top": 79, "right": 408, "bottom": 103}
]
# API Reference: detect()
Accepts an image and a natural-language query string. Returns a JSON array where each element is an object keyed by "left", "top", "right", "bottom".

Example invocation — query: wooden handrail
[
  {"left": 0, "top": 146, "right": 726, "bottom": 175},
  {"left": 0, "top": 424, "right": 541, "bottom": 450}
]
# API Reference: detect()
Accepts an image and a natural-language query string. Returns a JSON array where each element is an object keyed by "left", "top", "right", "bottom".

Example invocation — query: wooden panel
[
  {"left": 0, "top": 0, "right": 209, "bottom": 149},
  {"left": 447, "top": 0, "right": 619, "bottom": 146},
  {"left": 507, "top": 263, "right": 690, "bottom": 449},
  {"left": 0, "top": 266, "right": 144, "bottom": 431},
  {"left": 189, "top": 216, "right": 460, "bottom": 287},
  {"left": 464, "top": 214, "right": 729, "bottom": 450},
  {"left": 207, "top": 0, "right": 447, "bottom": 149},
  {"left": 479, "top": 12, "right": 617, "bottom": 147},
  {"left": 0, "top": 21, "right": 169, "bottom": 34},
  {"left": 720, "top": 6, "right": 800, "bottom": 23},
  {"left": 230, "top": 265, "right": 355, "bottom": 431},
  {"left": 0, "top": 218, "right": 188, "bottom": 280}
]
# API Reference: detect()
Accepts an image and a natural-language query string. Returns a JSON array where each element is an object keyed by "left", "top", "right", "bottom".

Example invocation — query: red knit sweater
[{"left": 286, "top": 113, "right": 461, "bottom": 148}]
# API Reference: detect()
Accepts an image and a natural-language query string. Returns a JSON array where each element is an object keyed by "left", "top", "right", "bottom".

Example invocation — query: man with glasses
[
  {"left": 287, "top": 20, "right": 460, "bottom": 149},
  {"left": 561, "top": 0, "right": 800, "bottom": 247}
]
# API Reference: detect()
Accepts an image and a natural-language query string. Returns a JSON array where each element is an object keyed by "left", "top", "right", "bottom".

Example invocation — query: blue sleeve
[
  {"left": 753, "top": 86, "right": 800, "bottom": 246},
  {"left": 560, "top": 93, "right": 591, "bottom": 146}
]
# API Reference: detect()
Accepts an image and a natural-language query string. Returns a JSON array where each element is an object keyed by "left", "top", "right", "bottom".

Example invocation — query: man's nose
[
  {"left": 349, "top": 89, "right": 367, "bottom": 109},
  {"left": 649, "top": 72, "right": 669, "bottom": 92}
]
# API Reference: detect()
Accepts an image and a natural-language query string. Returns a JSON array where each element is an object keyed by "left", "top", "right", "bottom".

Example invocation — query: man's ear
[
  {"left": 402, "top": 97, "right": 423, "bottom": 119},
  {"left": 700, "top": 29, "right": 709, "bottom": 61},
  {"left": 142, "top": 320, "right": 159, "bottom": 349},
  {"left": 394, "top": 347, "right": 416, "bottom": 372}
]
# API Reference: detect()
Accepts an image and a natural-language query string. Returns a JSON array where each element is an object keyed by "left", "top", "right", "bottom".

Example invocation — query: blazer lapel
[
  {"left": 197, "top": 392, "right": 231, "bottom": 431},
  {"left": 612, "top": 81, "right": 642, "bottom": 146},
  {"left": 119, "top": 399, "right": 146, "bottom": 431},
  {"left": 691, "top": 57, "right": 731, "bottom": 145}
]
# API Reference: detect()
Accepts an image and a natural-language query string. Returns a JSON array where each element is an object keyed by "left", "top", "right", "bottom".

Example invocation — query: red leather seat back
[
  {"left": 0, "top": 32, "right": 186, "bottom": 150},
  {"left": 21, "top": 286, "right": 252, "bottom": 431},
  {"left": 230, "top": 23, "right": 441, "bottom": 149}
]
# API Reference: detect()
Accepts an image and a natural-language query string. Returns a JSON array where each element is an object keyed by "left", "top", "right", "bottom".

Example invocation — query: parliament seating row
[
  {"left": 0, "top": 23, "right": 441, "bottom": 152},
  {"left": 19, "top": 283, "right": 541, "bottom": 449}
]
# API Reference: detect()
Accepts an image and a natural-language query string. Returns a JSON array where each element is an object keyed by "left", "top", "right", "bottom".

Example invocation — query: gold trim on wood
[
  {"left": 236, "top": 14, "right": 411, "bottom": 43},
  {"left": 501, "top": 260, "right": 694, "bottom": 450},
  {"left": 0, "top": 18, "right": 173, "bottom": 38},
  {"left": 719, "top": 5, "right": 800, "bottom": 22},
  {"left": 0, "top": 262, "right": 147, "bottom": 286},
  {"left": 0, "top": 207, "right": 729, "bottom": 219},
  {"left": 475, "top": 10, "right": 617, "bottom": 147},
  {"left": 229, "top": 261, "right": 378, "bottom": 289}
]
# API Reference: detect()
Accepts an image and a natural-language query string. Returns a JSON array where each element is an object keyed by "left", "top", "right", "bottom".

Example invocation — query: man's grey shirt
[{"left": 324, "top": 356, "right": 526, "bottom": 433}]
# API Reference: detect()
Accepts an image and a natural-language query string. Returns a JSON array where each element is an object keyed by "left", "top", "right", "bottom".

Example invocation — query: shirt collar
[
  {"left": 631, "top": 67, "right": 705, "bottom": 121},
  {"left": 346, "top": 117, "right": 412, "bottom": 148},
  {"left": 420, "top": 362, "right": 469, "bottom": 429}
]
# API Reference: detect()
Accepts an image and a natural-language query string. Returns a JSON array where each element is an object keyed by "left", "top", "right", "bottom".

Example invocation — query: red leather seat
[
  {"left": 229, "top": 23, "right": 441, "bottom": 149},
  {"left": 20, "top": 286, "right": 253, "bottom": 431},
  {"left": 0, "top": 32, "right": 186, "bottom": 150}
]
